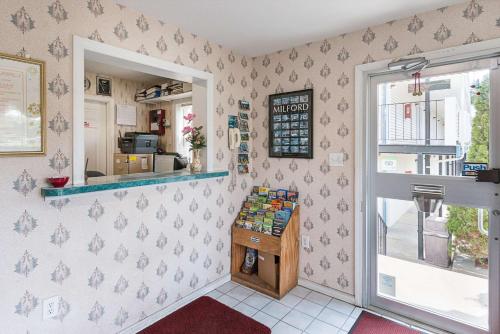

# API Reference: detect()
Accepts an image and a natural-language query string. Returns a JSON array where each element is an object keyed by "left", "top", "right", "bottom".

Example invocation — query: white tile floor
[{"left": 206, "top": 281, "right": 361, "bottom": 334}]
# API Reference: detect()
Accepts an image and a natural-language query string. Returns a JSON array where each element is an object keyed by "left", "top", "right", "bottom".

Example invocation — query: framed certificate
[{"left": 0, "top": 53, "right": 45, "bottom": 156}]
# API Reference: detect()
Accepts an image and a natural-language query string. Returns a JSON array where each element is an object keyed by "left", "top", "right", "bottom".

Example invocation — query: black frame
[
  {"left": 268, "top": 89, "right": 313, "bottom": 159},
  {"left": 96, "top": 76, "right": 112, "bottom": 96}
]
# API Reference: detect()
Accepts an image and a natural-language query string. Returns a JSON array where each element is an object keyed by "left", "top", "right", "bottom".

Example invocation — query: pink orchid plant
[{"left": 182, "top": 113, "right": 206, "bottom": 150}]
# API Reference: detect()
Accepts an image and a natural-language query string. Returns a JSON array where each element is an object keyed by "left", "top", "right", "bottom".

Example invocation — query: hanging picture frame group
[{"left": 268, "top": 89, "right": 313, "bottom": 159}]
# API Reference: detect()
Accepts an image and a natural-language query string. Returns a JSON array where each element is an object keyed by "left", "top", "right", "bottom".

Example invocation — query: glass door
[{"left": 367, "top": 58, "right": 500, "bottom": 334}]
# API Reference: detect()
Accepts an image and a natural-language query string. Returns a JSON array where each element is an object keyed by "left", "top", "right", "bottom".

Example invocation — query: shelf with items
[
  {"left": 231, "top": 187, "right": 299, "bottom": 299},
  {"left": 135, "top": 81, "right": 192, "bottom": 104},
  {"left": 136, "top": 91, "right": 192, "bottom": 104}
]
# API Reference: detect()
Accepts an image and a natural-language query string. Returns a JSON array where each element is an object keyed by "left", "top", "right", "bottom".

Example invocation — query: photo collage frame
[{"left": 268, "top": 89, "right": 313, "bottom": 159}]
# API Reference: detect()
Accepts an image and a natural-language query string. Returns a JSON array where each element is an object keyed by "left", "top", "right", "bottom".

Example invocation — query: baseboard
[
  {"left": 120, "top": 274, "right": 231, "bottom": 334},
  {"left": 298, "top": 278, "right": 356, "bottom": 305}
]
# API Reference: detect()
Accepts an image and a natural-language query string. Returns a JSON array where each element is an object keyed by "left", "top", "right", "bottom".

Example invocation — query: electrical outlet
[
  {"left": 301, "top": 235, "right": 310, "bottom": 249},
  {"left": 43, "top": 296, "right": 60, "bottom": 320}
]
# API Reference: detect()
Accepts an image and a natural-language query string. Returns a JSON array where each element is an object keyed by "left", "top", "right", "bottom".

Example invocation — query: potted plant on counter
[{"left": 182, "top": 113, "right": 206, "bottom": 172}]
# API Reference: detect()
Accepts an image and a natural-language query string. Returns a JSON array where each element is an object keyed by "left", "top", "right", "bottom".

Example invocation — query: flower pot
[{"left": 191, "top": 149, "right": 202, "bottom": 172}]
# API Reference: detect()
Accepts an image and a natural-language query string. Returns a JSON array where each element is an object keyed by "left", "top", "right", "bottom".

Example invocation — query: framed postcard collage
[{"left": 268, "top": 89, "right": 313, "bottom": 159}]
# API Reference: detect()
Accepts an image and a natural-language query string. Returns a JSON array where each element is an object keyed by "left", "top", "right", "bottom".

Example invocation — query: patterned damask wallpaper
[
  {"left": 0, "top": 0, "right": 251, "bottom": 333},
  {"left": 251, "top": 0, "right": 500, "bottom": 295}
]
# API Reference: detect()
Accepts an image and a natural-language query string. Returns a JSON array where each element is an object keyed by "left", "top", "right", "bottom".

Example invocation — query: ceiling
[{"left": 115, "top": 0, "right": 465, "bottom": 57}]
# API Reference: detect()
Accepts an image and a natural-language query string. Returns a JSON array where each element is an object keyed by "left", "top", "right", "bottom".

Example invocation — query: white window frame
[
  {"left": 174, "top": 100, "right": 193, "bottom": 159},
  {"left": 73, "top": 36, "right": 214, "bottom": 184}
]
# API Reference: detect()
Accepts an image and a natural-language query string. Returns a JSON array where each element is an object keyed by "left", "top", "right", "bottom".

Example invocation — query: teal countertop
[{"left": 41, "top": 170, "right": 229, "bottom": 197}]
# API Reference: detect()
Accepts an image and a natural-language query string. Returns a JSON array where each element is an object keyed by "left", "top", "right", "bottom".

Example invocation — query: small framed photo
[
  {"left": 239, "top": 119, "right": 249, "bottom": 132},
  {"left": 238, "top": 154, "right": 249, "bottom": 164},
  {"left": 238, "top": 164, "right": 249, "bottom": 174},
  {"left": 239, "top": 142, "right": 249, "bottom": 153},
  {"left": 96, "top": 76, "right": 112, "bottom": 96},
  {"left": 240, "top": 133, "right": 249, "bottom": 141}
]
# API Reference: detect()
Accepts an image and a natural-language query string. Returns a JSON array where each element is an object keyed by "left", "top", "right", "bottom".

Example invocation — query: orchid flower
[
  {"left": 182, "top": 126, "right": 193, "bottom": 135},
  {"left": 183, "top": 113, "right": 195, "bottom": 122}
]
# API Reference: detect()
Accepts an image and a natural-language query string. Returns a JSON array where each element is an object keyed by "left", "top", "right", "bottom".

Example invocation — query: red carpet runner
[
  {"left": 349, "top": 311, "right": 420, "bottom": 334},
  {"left": 139, "top": 296, "right": 271, "bottom": 334}
]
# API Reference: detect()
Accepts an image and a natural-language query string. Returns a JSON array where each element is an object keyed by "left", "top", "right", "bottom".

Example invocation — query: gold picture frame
[{"left": 0, "top": 52, "right": 46, "bottom": 156}]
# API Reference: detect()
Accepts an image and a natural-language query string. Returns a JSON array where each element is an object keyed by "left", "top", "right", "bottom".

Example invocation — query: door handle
[
  {"left": 476, "top": 169, "right": 500, "bottom": 184},
  {"left": 493, "top": 210, "right": 500, "bottom": 216}
]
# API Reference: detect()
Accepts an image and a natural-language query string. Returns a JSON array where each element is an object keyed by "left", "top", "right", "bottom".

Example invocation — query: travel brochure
[
  {"left": 268, "top": 89, "right": 313, "bottom": 159},
  {"left": 235, "top": 186, "right": 299, "bottom": 237}
]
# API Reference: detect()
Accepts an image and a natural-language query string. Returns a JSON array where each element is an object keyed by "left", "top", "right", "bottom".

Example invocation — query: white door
[
  {"left": 367, "top": 58, "right": 500, "bottom": 334},
  {"left": 84, "top": 100, "right": 107, "bottom": 175}
]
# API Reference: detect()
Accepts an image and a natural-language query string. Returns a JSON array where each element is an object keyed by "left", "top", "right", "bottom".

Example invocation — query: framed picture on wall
[
  {"left": 268, "top": 89, "right": 313, "bottom": 159},
  {"left": 96, "top": 76, "right": 112, "bottom": 96},
  {"left": 0, "top": 52, "right": 46, "bottom": 156}
]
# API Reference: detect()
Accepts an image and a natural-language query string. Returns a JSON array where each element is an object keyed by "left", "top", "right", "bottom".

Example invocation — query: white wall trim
[
  {"left": 119, "top": 274, "right": 230, "bottom": 334},
  {"left": 298, "top": 278, "right": 355, "bottom": 305},
  {"left": 73, "top": 35, "right": 215, "bottom": 184},
  {"left": 84, "top": 95, "right": 114, "bottom": 176},
  {"left": 354, "top": 37, "right": 500, "bottom": 309}
]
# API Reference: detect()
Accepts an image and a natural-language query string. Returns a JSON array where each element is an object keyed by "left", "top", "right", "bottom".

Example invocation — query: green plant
[
  {"left": 446, "top": 77, "right": 489, "bottom": 261},
  {"left": 447, "top": 206, "right": 489, "bottom": 259}
]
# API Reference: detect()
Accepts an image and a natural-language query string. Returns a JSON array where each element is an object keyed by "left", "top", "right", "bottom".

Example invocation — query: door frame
[
  {"left": 73, "top": 36, "right": 215, "bottom": 184},
  {"left": 354, "top": 38, "right": 500, "bottom": 331},
  {"left": 84, "top": 95, "right": 114, "bottom": 176}
]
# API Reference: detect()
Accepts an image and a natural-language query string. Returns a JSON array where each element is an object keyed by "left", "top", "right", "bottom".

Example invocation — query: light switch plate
[
  {"left": 301, "top": 235, "right": 310, "bottom": 249},
  {"left": 43, "top": 296, "right": 60, "bottom": 320},
  {"left": 329, "top": 152, "right": 344, "bottom": 167}
]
